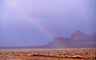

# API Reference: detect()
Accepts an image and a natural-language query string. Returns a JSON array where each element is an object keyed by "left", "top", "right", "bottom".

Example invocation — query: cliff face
[
  {"left": 72, "top": 31, "right": 89, "bottom": 40},
  {"left": 44, "top": 31, "right": 96, "bottom": 48}
]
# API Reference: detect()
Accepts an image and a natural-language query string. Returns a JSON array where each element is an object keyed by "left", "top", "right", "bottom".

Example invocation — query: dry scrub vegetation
[{"left": 0, "top": 49, "right": 96, "bottom": 60}]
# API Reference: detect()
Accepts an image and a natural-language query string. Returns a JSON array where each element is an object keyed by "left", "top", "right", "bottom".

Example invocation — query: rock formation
[{"left": 44, "top": 31, "right": 96, "bottom": 48}]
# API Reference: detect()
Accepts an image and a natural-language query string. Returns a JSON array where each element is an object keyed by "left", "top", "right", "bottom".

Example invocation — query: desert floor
[{"left": 0, "top": 48, "right": 96, "bottom": 60}]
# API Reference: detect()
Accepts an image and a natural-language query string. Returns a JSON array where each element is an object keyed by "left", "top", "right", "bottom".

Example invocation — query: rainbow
[{"left": 5, "top": 0, "right": 64, "bottom": 48}]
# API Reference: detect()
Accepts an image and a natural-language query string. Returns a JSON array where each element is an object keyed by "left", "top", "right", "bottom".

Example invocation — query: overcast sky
[{"left": 0, "top": 0, "right": 96, "bottom": 47}]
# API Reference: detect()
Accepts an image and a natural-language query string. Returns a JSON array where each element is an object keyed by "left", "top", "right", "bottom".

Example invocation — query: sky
[{"left": 0, "top": 0, "right": 96, "bottom": 47}]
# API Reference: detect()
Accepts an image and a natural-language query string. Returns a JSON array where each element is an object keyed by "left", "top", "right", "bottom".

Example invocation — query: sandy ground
[{"left": 0, "top": 48, "right": 96, "bottom": 60}]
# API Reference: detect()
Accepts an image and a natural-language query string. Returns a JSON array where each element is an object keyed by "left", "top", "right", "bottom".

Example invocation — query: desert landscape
[
  {"left": 0, "top": 48, "right": 96, "bottom": 60},
  {"left": 1, "top": 0, "right": 96, "bottom": 60},
  {"left": 0, "top": 31, "right": 96, "bottom": 60}
]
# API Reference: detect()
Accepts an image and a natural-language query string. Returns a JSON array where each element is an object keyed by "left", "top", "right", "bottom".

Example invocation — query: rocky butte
[{"left": 43, "top": 31, "right": 96, "bottom": 48}]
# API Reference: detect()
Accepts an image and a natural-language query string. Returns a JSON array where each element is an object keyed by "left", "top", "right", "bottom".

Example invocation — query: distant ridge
[
  {"left": 0, "top": 31, "right": 96, "bottom": 49},
  {"left": 44, "top": 31, "right": 96, "bottom": 48}
]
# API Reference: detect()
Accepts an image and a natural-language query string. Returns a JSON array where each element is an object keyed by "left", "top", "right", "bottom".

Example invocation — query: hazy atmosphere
[{"left": 0, "top": 0, "right": 96, "bottom": 47}]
